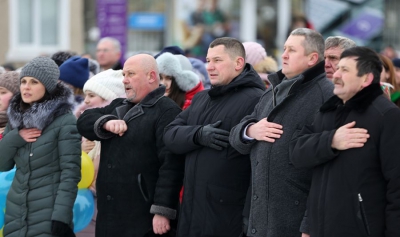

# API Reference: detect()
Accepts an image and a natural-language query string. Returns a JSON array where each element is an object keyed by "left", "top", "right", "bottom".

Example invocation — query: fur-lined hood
[
  {"left": 8, "top": 83, "right": 75, "bottom": 130},
  {"left": 156, "top": 52, "right": 200, "bottom": 92}
]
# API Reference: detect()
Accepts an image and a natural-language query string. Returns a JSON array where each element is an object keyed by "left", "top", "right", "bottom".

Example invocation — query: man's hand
[
  {"left": 247, "top": 118, "right": 283, "bottom": 143},
  {"left": 153, "top": 214, "right": 170, "bottom": 235},
  {"left": 331, "top": 121, "right": 369, "bottom": 150},
  {"left": 195, "top": 121, "right": 230, "bottom": 150},
  {"left": 301, "top": 233, "right": 310, "bottom": 237},
  {"left": 103, "top": 120, "right": 127, "bottom": 136},
  {"left": 19, "top": 128, "right": 41, "bottom": 142}
]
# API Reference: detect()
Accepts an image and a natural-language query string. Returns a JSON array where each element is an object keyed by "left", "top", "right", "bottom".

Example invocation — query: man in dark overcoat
[
  {"left": 291, "top": 46, "right": 400, "bottom": 237},
  {"left": 77, "top": 54, "right": 184, "bottom": 237},
  {"left": 163, "top": 37, "right": 266, "bottom": 237}
]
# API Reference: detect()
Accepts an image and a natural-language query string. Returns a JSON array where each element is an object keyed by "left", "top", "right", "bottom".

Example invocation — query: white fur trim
[{"left": 156, "top": 52, "right": 200, "bottom": 92}]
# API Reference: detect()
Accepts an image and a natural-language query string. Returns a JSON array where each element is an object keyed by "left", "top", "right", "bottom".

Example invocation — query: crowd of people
[{"left": 0, "top": 26, "right": 400, "bottom": 237}]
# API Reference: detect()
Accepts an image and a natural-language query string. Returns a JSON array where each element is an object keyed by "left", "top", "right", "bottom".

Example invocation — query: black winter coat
[
  {"left": 163, "top": 64, "right": 265, "bottom": 237},
  {"left": 290, "top": 84, "right": 400, "bottom": 237},
  {"left": 77, "top": 86, "right": 184, "bottom": 237}
]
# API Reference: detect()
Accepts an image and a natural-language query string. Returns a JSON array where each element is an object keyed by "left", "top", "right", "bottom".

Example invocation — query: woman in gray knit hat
[{"left": 0, "top": 56, "right": 81, "bottom": 237}]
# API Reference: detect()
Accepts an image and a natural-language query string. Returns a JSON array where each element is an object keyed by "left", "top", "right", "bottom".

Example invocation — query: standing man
[
  {"left": 324, "top": 36, "right": 356, "bottom": 80},
  {"left": 96, "top": 37, "right": 123, "bottom": 71},
  {"left": 229, "top": 28, "right": 334, "bottom": 237},
  {"left": 77, "top": 54, "right": 184, "bottom": 237},
  {"left": 290, "top": 46, "right": 400, "bottom": 237},
  {"left": 163, "top": 37, "right": 266, "bottom": 237}
]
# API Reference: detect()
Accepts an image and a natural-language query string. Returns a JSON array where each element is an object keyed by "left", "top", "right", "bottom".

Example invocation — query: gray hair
[
  {"left": 325, "top": 36, "right": 356, "bottom": 51},
  {"left": 290, "top": 28, "right": 325, "bottom": 63},
  {"left": 98, "top": 37, "right": 121, "bottom": 53}
]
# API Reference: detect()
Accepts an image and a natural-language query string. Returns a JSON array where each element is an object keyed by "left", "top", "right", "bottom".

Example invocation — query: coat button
[
  {"left": 29, "top": 153, "right": 33, "bottom": 157},
  {"left": 219, "top": 199, "right": 223, "bottom": 203},
  {"left": 253, "top": 195, "right": 258, "bottom": 200},
  {"left": 251, "top": 228, "right": 256, "bottom": 234},
  {"left": 107, "top": 195, "right": 112, "bottom": 200},
  {"left": 107, "top": 164, "right": 112, "bottom": 168},
  {"left": 295, "top": 200, "right": 299, "bottom": 205}
]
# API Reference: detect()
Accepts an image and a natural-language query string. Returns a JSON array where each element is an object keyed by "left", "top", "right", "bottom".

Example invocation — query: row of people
[{"left": 1, "top": 27, "right": 400, "bottom": 237}]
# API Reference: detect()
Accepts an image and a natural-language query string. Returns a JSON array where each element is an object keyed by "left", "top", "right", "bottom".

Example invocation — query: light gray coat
[{"left": 230, "top": 61, "right": 333, "bottom": 237}]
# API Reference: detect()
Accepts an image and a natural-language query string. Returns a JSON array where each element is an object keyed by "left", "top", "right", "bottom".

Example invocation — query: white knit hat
[
  {"left": 83, "top": 69, "right": 125, "bottom": 101},
  {"left": 156, "top": 52, "right": 200, "bottom": 92},
  {"left": 243, "top": 42, "right": 267, "bottom": 66}
]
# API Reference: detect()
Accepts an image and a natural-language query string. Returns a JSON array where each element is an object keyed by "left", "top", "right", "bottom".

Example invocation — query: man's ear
[
  {"left": 308, "top": 52, "right": 319, "bottom": 66},
  {"left": 148, "top": 70, "right": 157, "bottom": 83},
  {"left": 235, "top": 57, "right": 245, "bottom": 71},
  {"left": 362, "top": 73, "right": 374, "bottom": 88}
]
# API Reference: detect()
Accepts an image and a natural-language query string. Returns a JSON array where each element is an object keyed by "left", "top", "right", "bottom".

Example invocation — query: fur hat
[
  {"left": 59, "top": 56, "right": 89, "bottom": 89},
  {"left": 154, "top": 46, "right": 185, "bottom": 59},
  {"left": 20, "top": 56, "right": 60, "bottom": 93},
  {"left": 243, "top": 42, "right": 267, "bottom": 66},
  {"left": 88, "top": 58, "right": 100, "bottom": 76},
  {"left": 156, "top": 52, "right": 200, "bottom": 92},
  {"left": 83, "top": 69, "right": 125, "bottom": 101},
  {"left": 0, "top": 71, "right": 20, "bottom": 94}
]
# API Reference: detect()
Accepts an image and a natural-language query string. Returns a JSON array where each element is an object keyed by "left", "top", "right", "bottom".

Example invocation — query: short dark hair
[
  {"left": 209, "top": 37, "right": 246, "bottom": 59},
  {"left": 340, "top": 46, "right": 382, "bottom": 84}
]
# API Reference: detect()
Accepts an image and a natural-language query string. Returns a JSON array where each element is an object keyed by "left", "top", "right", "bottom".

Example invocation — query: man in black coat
[
  {"left": 77, "top": 54, "right": 184, "bottom": 237},
  {"left": 163, "top": 37, "right": 266, "bottom": 237},
  {"left": 291, "top": 46, "right": 400, "bottom": 237}
]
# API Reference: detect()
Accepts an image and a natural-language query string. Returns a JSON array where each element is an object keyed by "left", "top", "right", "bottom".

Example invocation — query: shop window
[{"left": 7, "top": 0, "right": 70, "bottom": 61}]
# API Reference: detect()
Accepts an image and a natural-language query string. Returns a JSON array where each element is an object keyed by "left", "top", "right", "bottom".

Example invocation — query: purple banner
[{"left": 97, "top": 0, "right": 127, "bottom": 61}]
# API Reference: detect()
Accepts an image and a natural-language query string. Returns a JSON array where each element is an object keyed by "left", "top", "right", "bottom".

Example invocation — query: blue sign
[{"left": 129, "top": 13, "right": 165, "bottom": 30}]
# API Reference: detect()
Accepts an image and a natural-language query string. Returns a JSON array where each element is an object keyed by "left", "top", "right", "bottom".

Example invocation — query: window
[{"left": 7, "top": 0, "right": 70, "bottom": 61}]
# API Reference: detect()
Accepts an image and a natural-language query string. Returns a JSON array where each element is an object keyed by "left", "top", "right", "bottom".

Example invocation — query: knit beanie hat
[
  {"left": 392, "top": 58, "right": 400, "bottom": 69},
  {"left": 51, "top": 51, "right": 76, "bottom": 67},
  {"left": 83, "top": 69, "right": 125, "bottom": 101},
  {"left": 59, "top": 56, "right": 89, "bottom": 89},
  {"left": 154, "top": 46, "right": 185, "bottom": 59},
  {"left": 156, "top": 52, "right": 200, "bottom": 92},
  {"left": 243, "top": 42, "right": 267, "bottom": 66},
  {"left": 19, "top": 56, "right": 60, "bottom": 93},
  {"left": 0, "top": 71, "right": 20, "bottom": 94},
  {"left": 189, "top": 57, "right": 211, "bottom": 89}
]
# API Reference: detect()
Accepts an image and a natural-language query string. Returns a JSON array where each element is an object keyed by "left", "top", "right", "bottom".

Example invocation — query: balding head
[{"left": 122, "top": 54, "right": 160, "bottom": 103}]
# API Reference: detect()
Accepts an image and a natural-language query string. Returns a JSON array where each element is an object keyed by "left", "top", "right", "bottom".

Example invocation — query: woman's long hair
[{"left": 168, "top": 77, "right": 186, "bottom": 109}]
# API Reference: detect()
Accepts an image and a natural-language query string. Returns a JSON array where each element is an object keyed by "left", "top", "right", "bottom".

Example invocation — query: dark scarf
[{"left": 8, "top": 83, "right": 74, "bottom": 130}]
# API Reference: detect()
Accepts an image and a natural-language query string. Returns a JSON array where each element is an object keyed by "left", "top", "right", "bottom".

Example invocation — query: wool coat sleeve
[
  {"left": 77, "top": 100, "right": 120, "bottom": 141},
  {"left": 289, "top": 122, "right": 338, "bottom": 169},
  {"left": 0, "top": 124, "right": 27, "bottom": 171},
  {"left": 151, "top": 106, "right": 185, "bottom": 219},
  {"left": 379, "top": 108, "right": 400, "bottom": 237},
  {"left": 51, "top": 114, "right": 82, "bottom": 224},
  {"left": 163, "top": 104, "right": 202, "bottom": 155},
  {"left": 229, "top": 98, "right": 262, "bottom": 155}
]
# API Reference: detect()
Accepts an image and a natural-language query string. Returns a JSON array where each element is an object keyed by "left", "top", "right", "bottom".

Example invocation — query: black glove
[
  {"left": 51, "top": 220, "right": 76, "bottom": 237},
  {"left": 195, "top": 121, "right": 230, "bottom": 150}
]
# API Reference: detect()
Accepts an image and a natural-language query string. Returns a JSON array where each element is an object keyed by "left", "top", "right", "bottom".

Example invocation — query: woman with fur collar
[
  {"left": 156, "top": 52, "right": 204, "bottom": 109},
  {"left": 0, "top": 56, "right": 81, "bottom": 237},
  {"left": 74, "top": 69, "right": 125, "bottom": 237}
]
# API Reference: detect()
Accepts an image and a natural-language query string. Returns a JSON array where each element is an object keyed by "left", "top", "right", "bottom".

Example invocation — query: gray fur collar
[{"left": 8, "top": 83, "right": 75, "bottom": 130}]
